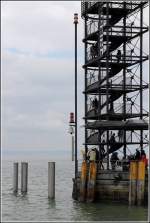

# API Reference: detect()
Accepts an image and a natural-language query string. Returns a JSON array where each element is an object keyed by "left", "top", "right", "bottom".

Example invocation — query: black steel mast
[{"left": 74, "top": 13, "right": 78, "bottom": 179}]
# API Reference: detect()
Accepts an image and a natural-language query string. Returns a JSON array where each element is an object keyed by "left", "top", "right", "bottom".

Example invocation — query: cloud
[
  {"left": 2, "top": 1, "right": 84, "bottom": 152},
  {"left": 2, "top": 1, "right": 83, "bottom": 54}
]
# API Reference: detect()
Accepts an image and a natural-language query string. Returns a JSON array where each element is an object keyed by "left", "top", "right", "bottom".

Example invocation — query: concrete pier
[
  {"left": 48, "top": 162, "right": 55, "bottom": 199},
  {"left": 13, "top": 162, "right": 18, "bottom": 193},
  {"left": 73, "top": 160, "right": 148, "bottom": 205},
  {"left": 73, "top": 169, "right": 130, "bottom": 202},
  {"left": 21, "top": 162, "right": 28, "bottom": 194}
]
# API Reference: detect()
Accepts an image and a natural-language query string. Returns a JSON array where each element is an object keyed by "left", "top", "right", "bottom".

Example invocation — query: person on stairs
[
  {"left": 110, "top": 152, "right": 119, "bottom": 170},
  {"left": 116, "top": 50, "right": 121, "bottom": 63},
  {"left": 88, "top": 148, "right": 96, "bottom": 163}
]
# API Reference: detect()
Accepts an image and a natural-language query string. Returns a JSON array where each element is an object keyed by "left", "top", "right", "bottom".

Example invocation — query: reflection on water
[
  {"left": 47, "top": 199, "right": 56, "bottom": 209},
  {"left": 2, "top": 159, "right": 148, "bottom": 221},
  {"left": 72, "top": 200, "right": 148, "bottom": 221}
]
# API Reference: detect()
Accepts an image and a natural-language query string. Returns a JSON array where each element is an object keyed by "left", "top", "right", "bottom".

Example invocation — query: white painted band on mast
[
  {"left": 13, "top": 162, "right": 18, "bottom": 193},
  {"left": 48, "top": 162, "right": 55, "bottom": 199},
  {"left": 72, "top": 135, "right": 75, "bottom": 161}
]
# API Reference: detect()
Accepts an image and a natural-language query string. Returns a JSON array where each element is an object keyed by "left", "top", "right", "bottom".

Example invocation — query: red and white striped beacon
[{"left": 69, "top": 112, "right": 75, "bottom": 124}]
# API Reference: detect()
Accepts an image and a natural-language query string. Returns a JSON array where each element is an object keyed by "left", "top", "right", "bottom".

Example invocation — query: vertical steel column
[
  {"left": 48, "top": 162, "right": 55, "bottom": 199},
  {"left": 21, "top": 162, "right": 28, "bottom": 194},
  {"left": 140, "top": 5, "right": 143, "bottom": 151},
  {"left": 98, "top": 3, "right": 102, "bottom": 161},
  {"left": 84, "top": 12, "right": 88, "bottom": 159},
  {"left": 13, "top": 162, "right": 18, "bottom": 193},
  {"left": 74, "top": 13, "right": 78, "bottom": 179},
  {"left": 123, "top": 2, "right": 127, "bottom": 158},
  {"left": 106, "top": 2, "right": 109, "bottom": 170}
]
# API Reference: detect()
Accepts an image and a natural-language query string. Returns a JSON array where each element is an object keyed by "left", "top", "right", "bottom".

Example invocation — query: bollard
[
  {"left": 21, "top": 162, "right": 28, "bottom": 194},
  {"left": 137, "top": 161, "right": 145, "bottom": 205},
  {"left": 48, "top": 162, "right": 55, "bottom": 199},
  {"left": 129, "top": 161, "right": 138, "bottom": 205},
  {"left": 13, "top": 162, "right": 18, "bottom": 193}
]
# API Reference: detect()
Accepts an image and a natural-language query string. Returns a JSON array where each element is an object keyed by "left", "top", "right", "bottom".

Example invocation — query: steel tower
[{"left": 81, "top": 1, "right": 149, "bottom": 169}]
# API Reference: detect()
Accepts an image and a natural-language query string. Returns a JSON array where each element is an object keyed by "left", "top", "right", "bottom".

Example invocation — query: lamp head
[{"left": 74, "top": 13, "right": 78, "bottom": 24}]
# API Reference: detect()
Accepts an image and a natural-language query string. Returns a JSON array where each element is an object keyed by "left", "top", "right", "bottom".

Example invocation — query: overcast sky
[
  {"left": 2, "top": 1, "right": 84, "bottom": 155},
  {"left": 1, "top": 1, "right": 149, "bottom": 157}
]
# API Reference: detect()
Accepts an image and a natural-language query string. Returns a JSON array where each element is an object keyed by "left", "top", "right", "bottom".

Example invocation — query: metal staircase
[{"left": 81, "top": 1, "right": 149, "bottom": 169}]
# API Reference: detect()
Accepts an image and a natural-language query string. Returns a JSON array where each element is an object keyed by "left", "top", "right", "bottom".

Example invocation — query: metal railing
[
  {"left": 81, "top": 1, "right": 97, "bottom": 16},
  {"left": 87, "top": 68, "right": 107, "bottom": 87},
  {"left": 87, "top": 22, "right": 136, "bottom": 37},
  {"left": 103, "top": 53, "right": 146, "bottom": 65},
  {"left": 87, "top": 69, "right": 99, "bottom": 86},
  {"left": 87, "top": 100, "right": 132, "bottom": 114},
  {"left": 81, "top": 1, "right": 145, "bottom": 17},
  {"left": 87, "top": 129, "right": 98, "bottom": 138},
  {"left": 87, "top": 20, "right": 98, "bottom": 35},
  {"left": 86, "top": 45, "right": 147, "bottom": 64},
  {"left": 87, "top": 129, "right": 149, "bottom": 146},
  {"left": 87, "top": 97, "right": 94, "bottom": 112}
]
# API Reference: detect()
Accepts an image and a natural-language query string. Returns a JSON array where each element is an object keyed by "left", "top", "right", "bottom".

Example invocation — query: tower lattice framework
[{"left": 81, "top": 1, "right": 149, "bottom": 169}]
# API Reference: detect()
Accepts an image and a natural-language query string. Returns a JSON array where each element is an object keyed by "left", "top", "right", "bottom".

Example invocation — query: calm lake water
[{"left": 2, "top": 157, "right": 148, "bottom": 222}]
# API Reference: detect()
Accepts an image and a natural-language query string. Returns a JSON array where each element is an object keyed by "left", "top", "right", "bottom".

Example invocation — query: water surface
[{"left": 2, "top": 158, "right": 148, "bottom": 221}]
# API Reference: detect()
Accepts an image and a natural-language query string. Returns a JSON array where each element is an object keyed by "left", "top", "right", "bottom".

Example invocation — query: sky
[
  {"left": 1, "top": 1, "right": 149, "bottom": 158},
  {"left": 1, "top": 1, "right": 85, "bottom": 156}
]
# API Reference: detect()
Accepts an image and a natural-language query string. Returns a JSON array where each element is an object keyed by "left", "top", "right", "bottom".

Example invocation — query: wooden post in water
[
  {"left": 21, "top": 162, "right": 28, "bottom": 194},
  {"left": 48, "top": 162, "right": 55, "bottom": 199},
  {"left": 129, "top": 161, "right": 138, "bottom": 205},
  {"left": 13, "top": 162, "right": 18, "bottom": 193},
  {"left": 87, "top": 161, "right": 97, "bottom": 202},
  {"left": 79, "top": 160, "right": 87, "bottom": 202},
  {"left": 137, "top": 161, "right": 145, "bottom": 205}
]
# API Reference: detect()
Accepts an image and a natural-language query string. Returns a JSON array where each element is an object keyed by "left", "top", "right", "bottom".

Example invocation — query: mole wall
[{"left": 73, "top": 170, "right": 148, "bottom": 203}]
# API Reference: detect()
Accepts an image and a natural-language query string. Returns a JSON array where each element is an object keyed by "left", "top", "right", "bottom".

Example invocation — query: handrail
[
  {"left": 81, "top": 0, "right": 147, "bottom": 17},
  {"left": 86, "top": 47, "right": 148, "bottom": 64}
]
